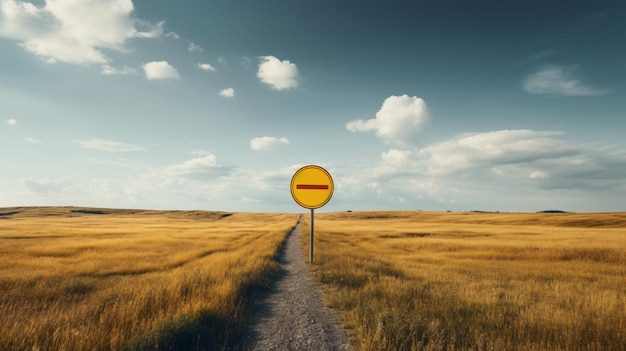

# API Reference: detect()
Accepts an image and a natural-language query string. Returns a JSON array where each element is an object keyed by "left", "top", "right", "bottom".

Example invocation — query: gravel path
[{"left": 241, "top": 217, "right": 352, "bottom": 351}]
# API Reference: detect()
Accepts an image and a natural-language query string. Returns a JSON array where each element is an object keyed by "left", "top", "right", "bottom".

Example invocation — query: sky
[{"left": 1, "top": 0, "right": 625, "bottom": 213}]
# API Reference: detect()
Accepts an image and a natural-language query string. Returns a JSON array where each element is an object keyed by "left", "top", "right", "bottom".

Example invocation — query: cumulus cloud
[
  {"left": 369, "top": 149, "right": 418, "bottom": 177},
  {"left": 219, "top": 88, "right": 235, "bottom": 98},
  {"left": 0, "top": 0, "right": 163, "bottom": 65},
  {"left": 346, "top": 94, "right": 428, "bottom": 147},
  {"left": 7, "top": 118, "right": 16, "bottom": 125},
  {"left": 165, "top": 154, "right": 232, "bottom": 179},
  {"left": 73, "top": 138, "right": 144, "bottom": 152},
  {"left": 198, "top": 63, "right": 215, "bottom": 71},
  {"left": 522, "top": 65, "right": 609, "bottom": 96},
  {"left": 250, "top": 136, "right": 290, "bottom": 151},
  {"left": 142, "top": 61, "right": 179, "bottom": 80},
  {"left": 26, "top": 137, "right": 41, "bottom": 143},
  {"left": 257, "top": 56, "right": 299, "bottom": 90}
]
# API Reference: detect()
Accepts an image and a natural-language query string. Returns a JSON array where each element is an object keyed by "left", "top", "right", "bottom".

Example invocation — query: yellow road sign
[{"left": 290, "top": 165, "right": 334, "bottom": 209}]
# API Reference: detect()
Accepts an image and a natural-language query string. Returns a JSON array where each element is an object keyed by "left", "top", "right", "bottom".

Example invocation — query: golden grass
[
  {"left": 303, "top": 211, "right": 626, "bottom": 351},
  {"left": 0, "top": 207, "right": 299, "bottom": 351}
]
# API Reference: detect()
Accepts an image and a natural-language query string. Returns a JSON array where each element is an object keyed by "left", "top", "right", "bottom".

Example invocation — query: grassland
[
  {"left": 0, "top": 207, "right": 299, "bottom": 351},
  {"left": 303, "top": 211, "right": 626, "bottom": 351}
]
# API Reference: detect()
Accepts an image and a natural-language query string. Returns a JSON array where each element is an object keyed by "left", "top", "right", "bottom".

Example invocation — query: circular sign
[{"left": 290, "top": 165, "right": 334, "bottom": 209}]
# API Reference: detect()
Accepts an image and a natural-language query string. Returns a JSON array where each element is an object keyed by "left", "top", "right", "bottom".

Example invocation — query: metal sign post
[
  {"left": 290, "top": 165, "right": 334, "bottom": 264},
  {"left": 310, "top": 208, "right": 314, "bottom": 263}
]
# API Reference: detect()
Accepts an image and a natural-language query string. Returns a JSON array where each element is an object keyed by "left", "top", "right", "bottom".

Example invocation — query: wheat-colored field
[
  {"left": 303, "top": 211, "right": 626, "bottom": 351},
  {"left": 0, "top": 207, "right": 299, "bottom": 351}
]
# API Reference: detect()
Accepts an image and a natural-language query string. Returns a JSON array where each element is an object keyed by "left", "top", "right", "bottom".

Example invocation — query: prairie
[
  {"left": 304, "top": 211, "right": 626, "bottom": 351},
  {"left": 0, "top": 207, "right": 299, "bottom": 351}
]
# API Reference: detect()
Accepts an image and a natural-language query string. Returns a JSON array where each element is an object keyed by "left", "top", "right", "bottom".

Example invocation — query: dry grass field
[
  {"left": 0, "top": 207, "right": 299, "bottom": 351},
  {"left": 303, "top": 211, "right": 626, "bottom": 351}
]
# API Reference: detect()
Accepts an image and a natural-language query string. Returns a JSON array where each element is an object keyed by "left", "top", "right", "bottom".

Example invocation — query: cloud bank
[{"left": 422, "top": 130, "right": 581, "bottom": 175}]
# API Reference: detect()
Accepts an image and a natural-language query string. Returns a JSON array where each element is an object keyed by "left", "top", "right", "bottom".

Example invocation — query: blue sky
[{"left": 1, "top": 0, "right": 625, "bottom": 212}]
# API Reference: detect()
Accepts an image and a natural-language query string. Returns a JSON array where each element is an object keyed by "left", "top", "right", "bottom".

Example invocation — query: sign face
[{"left": 290, "top": 165, "right": 334, "bottom": 209}]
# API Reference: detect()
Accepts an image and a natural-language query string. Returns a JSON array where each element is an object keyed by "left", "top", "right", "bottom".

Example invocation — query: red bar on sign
[{"left": 297, "top": 184, "right": 329, "bottom": 190}]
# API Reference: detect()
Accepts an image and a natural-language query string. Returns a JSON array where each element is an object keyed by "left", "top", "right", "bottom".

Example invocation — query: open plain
[
  {"left": 1, "top": 208, "right": 625, "bottom": 350},
  {"left": 0, "top": 207, "right": 299, "bottom": 350},
  {"left": 304, "top": 211, "right": 626, "bottom": 351}
]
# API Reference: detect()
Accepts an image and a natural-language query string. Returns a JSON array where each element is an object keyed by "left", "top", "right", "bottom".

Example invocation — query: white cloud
[
  {"left": 522, "top": 65, "right": 609, "bottom": 96},
  {"left": 219, "top": 88, "right": 235, "bottom": 98},
  {"left": 340, "top": 129, "right": 626, "bottom": 209},
  {"left": 7, "top": 118, "right": 17, "bottom": 125},
  {"left": 250, "top": 136, "right": 290, "bottom": 151},
  {"left": 188, "top": 40, "right": 202, "bottom": 53},
  {"left": 370, "top": 149, "right": 418, "bottom": 177},
  {"left": 198, "top": 63, "right": 215, "bottom": 71},
  {"left": 73, "top": 138, "right": 144, "bottom": 152},
  {"left": 165, "top": 154, "right": 232, "bottom": 179},
  {"left": 346, "top": 94, "right": 428, "bottom": 147},
  {"left": 142, "top": 61, "right": 179, "bottom": 80},
  {"left": 165, "top": 31, "right": 179, "bottom": 39},
  {"left": 101, "top": 64, "right": 135, "bottom": 75},
  {"left": 422, "top": 130, "right": 580, "bottom": 175},
  {"left": 257, "top": 56, "right": 299, "bottom": 90},
  {"left": 25, "top": 137, "right": 41, "bottom": 143},
  {"left": 0, "top": 0, "right": 163, "bottom": 65}
]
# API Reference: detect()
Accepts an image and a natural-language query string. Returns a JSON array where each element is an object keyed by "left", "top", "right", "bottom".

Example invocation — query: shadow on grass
[
  {"left": 122, "top": 221, "right": 299, "bottom": 351},
  {"left": 122, "top": 313, "right": 227, "bottom": 351}
]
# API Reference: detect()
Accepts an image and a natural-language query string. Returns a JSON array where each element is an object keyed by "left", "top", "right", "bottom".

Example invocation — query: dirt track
[{"left": 241, "top": 218, "right": 352, "bottom": 351}]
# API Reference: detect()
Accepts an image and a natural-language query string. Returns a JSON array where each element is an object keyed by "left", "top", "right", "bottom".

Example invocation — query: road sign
[
  {"left": 290, "top": 165, "right": 334, "bottom": 209},
  {"left": 290, "top": 165, "right": 334, "bottom": 264}
]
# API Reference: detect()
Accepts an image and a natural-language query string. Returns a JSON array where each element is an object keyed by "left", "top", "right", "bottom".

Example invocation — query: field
[
  {"left": 304, "top": 211, "right": 626, "bottom": 351},
  {"left": 0, "top": 207, "right": 299, "bottom": 351}
]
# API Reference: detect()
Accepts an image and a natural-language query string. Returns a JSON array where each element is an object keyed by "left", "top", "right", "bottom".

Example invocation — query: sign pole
[
  {"left": 310, "top": 208, "right": 314, "bottom": 263},
  {"left": 289, "top": 165, "right": 333, "bottom": 265}
]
